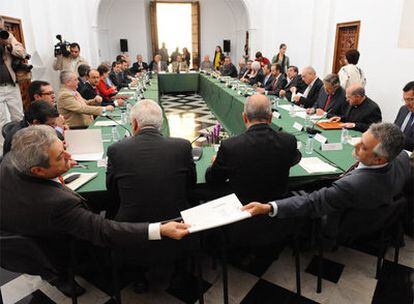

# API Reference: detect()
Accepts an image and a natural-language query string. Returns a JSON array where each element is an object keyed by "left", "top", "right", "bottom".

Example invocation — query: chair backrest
[
  {"left": 0, "top": 231, "right": 67, "bottom": 281},
  {"left": 1, "top": 121, "right": 20, "bottom": 138},
  {"left": 337, "top": 196, "right": 407, "bottom": 242}
]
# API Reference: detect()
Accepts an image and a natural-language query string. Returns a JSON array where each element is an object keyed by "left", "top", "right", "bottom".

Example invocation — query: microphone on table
[
  {"left": 103, "top": 114, "right": 132, "bottom": 137},
  {"left": 190, "top": 133, "right": 206, "bottom": 161},
  {"left": 190, "top": 133, "right": 205, "bottom": 145},
  {"left": 306, "top": 108, "right": 333, "bottom": 135}
]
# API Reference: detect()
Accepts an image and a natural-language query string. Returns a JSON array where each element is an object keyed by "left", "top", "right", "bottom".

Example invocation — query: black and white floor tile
[{"left": 1, "top": 93, "right": 413, "bottom": 303}]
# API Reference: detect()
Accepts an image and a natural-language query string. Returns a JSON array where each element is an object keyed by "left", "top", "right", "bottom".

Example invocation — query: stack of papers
[
  {"left": 94, "top": 120, "right": 122, "bottom": 127},
  {"left": 65, "top": 129, "right": 104, "bottom": 161},
  {"left": 299, "top": 157, "right": 338, "bottom": 173},
  {"left": 180, "top": 194, "right": 251, "bottom": 233},
  {"left": 278, "top": 104, "right": 306, "bottom": 112},
  {"left": 63, "top": 172, "right": 98, "bottom": 190}
]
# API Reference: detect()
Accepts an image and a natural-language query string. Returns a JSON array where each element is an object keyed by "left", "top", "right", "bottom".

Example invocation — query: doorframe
[
  {"left": 332, "top": 20, "right": 360, "bottom": 73},
  {"left": 1, "top": 15, "right": 26, "bottom": 47}
]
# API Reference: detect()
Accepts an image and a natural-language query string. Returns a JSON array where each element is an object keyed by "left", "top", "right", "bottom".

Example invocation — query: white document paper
[
  {"left": 180, "top": 194, "right": 251, "bottom": 233},
  {"left": 279, "top": 104, "right": 306, "bottom": 112},
  {"left": 299, "top": 157, "right": 338, "bottom": 174},
  {"left": 65, "top": 129, "right": 104, "bottom": 161},
  {"left": 94, "top": 120, "right": 122, "bottom": 127},
  {"left": 293, "top": 122, "right": 303, "bottom": 131},
  {"left": 294, "top": 111, "right": 324, "bottom": 120},
  {"left": 63, "top": 172, "right": 98, "bottom": 191}
]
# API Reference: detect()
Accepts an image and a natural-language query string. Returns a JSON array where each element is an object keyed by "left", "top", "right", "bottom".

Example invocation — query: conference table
[{"left": 70, "top": 72, "right": 361, "bottom": 197}]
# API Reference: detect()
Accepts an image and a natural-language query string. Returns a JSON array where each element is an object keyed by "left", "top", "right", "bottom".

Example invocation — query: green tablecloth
[
  {"left": 73, "top": 72, "right": 359, "bottom": 193},
  {"left": 157, "top": 72, "right": 199, "bottom": 93}
]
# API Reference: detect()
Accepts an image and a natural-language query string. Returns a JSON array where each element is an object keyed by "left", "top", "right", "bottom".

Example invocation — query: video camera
[
  {"left": 0, "top": 30, "right": 33, "bottom": 73},
  {"left": 54, "top": 34, "right": 71, "bottom": 57}
]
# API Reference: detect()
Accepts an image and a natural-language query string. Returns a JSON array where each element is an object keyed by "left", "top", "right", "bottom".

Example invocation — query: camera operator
[
  {"left": 0, "top": 16, "right": 25, "bottom": 154},
  {"left": 53, "top": 42, "right": 88, "bottom": 76}
]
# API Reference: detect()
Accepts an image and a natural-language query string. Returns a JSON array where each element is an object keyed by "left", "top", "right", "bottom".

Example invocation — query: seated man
[
  {"left": 0, "top": 125, "right": 190, "bottom": 296},
  {"left": 81, "top": 69, "right": 124, "bottom": 107},
  {"left": 130, "top": 54, "right": 148, "bottom": 75},
  {"left": 77, "top": 64, "right": 90, "bottom": 93},
  {"left": 394, "top": 81, "right": 414, "bottom": 151},
  {"left": 237, "top": 59, "right": 247, "bottom": 79},
  {"left": 219, "top": 56, "right": 238, "bottom": 78},
  {"left": 206, "top": 94, "right": 301, "bottom": 203},
  {"left": 205, "top": 94, "right": 301, "bottom": 246},
  {"left": 57, "top": 71, "right": 114, "bottom": 128},
  {"left": 106, "top": 99, "right": 196, "bottom": 272},
  {"left": 257, "top": 64, "right": 286, "bottom": 96},
  {"left": 109, "top": 61, "right": 129, "bottom": 90},
  {"left": 255, "top": 63, "right": 274, "bottom": 90},
  {"left": 292, "top": 66, "right": 323, "bottom": 108},
  {"left": 239, "top": 60, "right": 253, "bottom": 80},
  {"left": 308, "top": 73, "right": 347, "bottom": 118},
  {"left": 329, "top": 84, "right": 382, "bottom": 132},
  {"left": 279, "top": 65, "right": 307, "bottom": 100},
  {"left": 3, "top": 100, "right": 61, "bottom": 155},
  {"left": 200, "top": 55, "right": 214, "bottom": 71},
  {"left": 243, "top": 123, "right": 411, "bottom": 231},
  {"left": 242, "top": 61, "right": 264, "bottom": 86},
  {"left": 170, "top": 55, "right": 189, "bottom": 72},
  {"left": 149, "top": 54, "right": 168, "bottom": 73}
]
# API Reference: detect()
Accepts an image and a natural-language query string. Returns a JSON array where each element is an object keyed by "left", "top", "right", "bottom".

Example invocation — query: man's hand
[
  {"left": 315, "top": 108, "right": 325, "bottom": 116},
  {"left": 329, "top": 116, "right": 341, "bottom": 122},
  {"left": 342, "top": 122, "right": 355, "bottom": 129},
  {"left": 116, "top": 99, "right": 125, "bottom": 106},
  {"left": 160, "top": 222, "right": 190, "bottom": 240},
  {"left": 256, "top": 87, "right": 265, "bottom": 94},
  {"left": 241, "top": 202, "right": 272, "bottom": 216},
  {"left": 105, "top": 105, "right": 115, "bottom": 112},
  {"left": 290, "top": 87, "right": 297, "bottom": 94},
  {"left": 94, "top": 96, "right": 103, "bottom": 104},
  {"left": 306, "top": 108, "right": 315, "bottom": 115},
  {"left": 292, "top": 94, "right": 301, "bottom": 103},
  {"left": 279, "top": 89, "right": 286, "bottom": 97}
]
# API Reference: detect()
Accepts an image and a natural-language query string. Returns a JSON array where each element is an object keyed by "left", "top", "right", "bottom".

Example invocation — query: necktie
[
  {"left": 323, "top": 94, "right": 333, "bottom": 111},
  {"left": 58, "top": 176, "right": 65, "bottom": 185},
  {"left": 402, "top": 112, "right": 414, "bottom": 135}
]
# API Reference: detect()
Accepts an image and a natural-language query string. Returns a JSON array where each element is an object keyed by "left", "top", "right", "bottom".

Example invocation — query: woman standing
[
  {"left": 213, "top": 45, "right": 225, "bottom": 70},
  {"left": 271, "top": 43, "right": 290, "bottom": 74},
  {"left": 182, "top": 47, "right": 191, "bottom": 67}
]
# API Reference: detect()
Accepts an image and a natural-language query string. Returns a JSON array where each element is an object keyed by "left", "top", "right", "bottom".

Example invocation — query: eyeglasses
[{"left": 40, "top": 92, "right": 55, "bottom": 96}]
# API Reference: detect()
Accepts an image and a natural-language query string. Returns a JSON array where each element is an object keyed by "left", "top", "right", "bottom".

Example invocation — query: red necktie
[
  {"left": 58, "top": 176, "right": 65, "bottom": 185},
  {"left": 323, "top": 94, "right": 332, "bottom": 111}
]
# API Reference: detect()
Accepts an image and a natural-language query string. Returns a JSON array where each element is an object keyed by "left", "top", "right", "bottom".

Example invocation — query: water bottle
[
  {"left": 304, "top": 113, "right": 311, "bottom": 127},
  {"left": 126, "top": 103, "right": 132, "bottom": 118},
  {"left": 341, "top": 128, "right": 349, "bottom": 144},
  {"left": 275, "top": 97, "right": 280, "bottom": 108},
  {"left": 120, "top": 111, "right": 127, "bottom": 124},
  {"left": 289, "top": 104, "right": 295, "bottom": 117},
  {"left": 305, "top": 134, "right": 314, "bottom": 154},
  {"left": 111, "top": 126, "right": 120, "bottom": 142}
]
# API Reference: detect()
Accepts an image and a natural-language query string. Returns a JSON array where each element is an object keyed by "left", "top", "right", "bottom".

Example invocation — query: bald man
[
  {"left": 206, "top": 94, "right": 301, "bottom": 204},
  {"left": 329, "top": 84, "right": 382, "bottom": 132},
  {"left": 292, "top": 67, "right": 323, "bottom": 108}
]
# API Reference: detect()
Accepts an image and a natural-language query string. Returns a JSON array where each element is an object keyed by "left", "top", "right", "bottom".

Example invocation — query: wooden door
[
  {"left": 332, "top": 21, "right": 360, "bottom": 73},
  {"left": 191, "top": 2, "right": 200, "bottom": 69},
  {"left": 1, "top": 15, "right": 31, "bottom": 110}
]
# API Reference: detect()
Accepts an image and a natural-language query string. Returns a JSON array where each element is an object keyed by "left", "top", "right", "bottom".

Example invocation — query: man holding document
[{"left": 241, "top": 123, "right": 411, "bottom": 224}]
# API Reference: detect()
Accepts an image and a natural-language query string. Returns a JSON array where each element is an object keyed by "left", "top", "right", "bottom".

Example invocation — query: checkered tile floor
[{"left": 1, "top": 93, "right": 413, "bottom": 303}]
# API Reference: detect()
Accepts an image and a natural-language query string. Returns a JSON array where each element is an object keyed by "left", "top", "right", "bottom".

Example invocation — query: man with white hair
[
  {"left": 57, "top": 70, "right": 114, "bottom": 128},
  {"left": 106, "top": 99, "right": 196, "bottom": 290},
  {"left": 200, "top": 54, "right": 214, "bottom": 71},
  {"left": 292, "top": 66, "right": 323, "bottom": 108},
  {"left": 241, "top": 61, "right": 264, "bottom": 86}
]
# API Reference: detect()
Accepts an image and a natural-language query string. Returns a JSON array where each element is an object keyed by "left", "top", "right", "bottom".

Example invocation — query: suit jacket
[
  {"left": 0, "top": 154, "right": 148, "bottom": 248},
  {"left": 313, "top": 86, "right": 347, "bottom": 118},
  {"left": 206, "top": 123, "right": 302, "bottom": 204},
  {"left": 284, "top": 75, "right": 307, "bottom": 101},
  {"left": 275, "top": 151, "right": 411, "bottom": 219},
  {"left": 248, "top": 69, "right": 265, "bottom": 86},
  {"left": 149, "top": 60, "right": 168, "bottom": 73},
  {"left": 219, "top": 63, "right": 238, "bottom": 78},
  {"left": 394, "top": 106, "right": 414, "bottom": 151},
  {"left": 267, "top": 74, "right": 288, "bottom": 96},
  {"left": 107, "top": 128, "right": 196, "bottom": 223},
  {"left": 97, "top": 78, "right": 117, "bottom": 101},
  {"left": 261, "top": 74, "right": 275, "bottom": 90},
  {"left": 57, "top": 86, "right": 102, "bottom": 128},
  {"left": 238, "top": 66, "right": 248, "bottom": 79},
  {"left": 341, "top": 97, "right": 382, "bottom": 132},
  {"left": 109, "top": 71, "right": 129, "bottom": 91},
  {"left": 80, "top": 82, "right": 114, "bottom": 107},
  {"left": 171, "top": 61, "right": 189, "bottom": 73},
  {"left": 130, "top": 61, "right": 149, "bottom": 74},
  {"left": 298, "top": 78, "right": 323, "bottom": 108}
]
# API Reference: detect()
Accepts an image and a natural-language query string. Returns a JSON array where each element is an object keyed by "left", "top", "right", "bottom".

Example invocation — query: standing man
[
  {"left": 53, "top": 42, "right": 89, "bottom": 76},
  {"left": 158, "top": 42, "right": 169, "bottom": 63},
  {"left": 394, "top": 81, "right": 414, "bottom": 151},
  {"left": 0, "top": 16, "right": 25, "bottom": 155}
]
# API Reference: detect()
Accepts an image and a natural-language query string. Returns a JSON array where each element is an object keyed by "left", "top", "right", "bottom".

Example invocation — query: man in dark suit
[
  {"left": 0, "top": 125, "right": 189, "bottom": 296},
  {"left": 394, "top": 81, "right": 414, "bottom": 151},
  {"left": 130, "top": 54, "right": 148, "bottom": 75},
  {"left": 260, "top": 63, "right": 287, "bottom": 96},
  {"left": 205, "top": 94, "right": 301, "bottom": 246},
  {"left": 279, "top": 66, "right": 307, "bottom": 101},
  {"left": 255, "top": 63, "right": 274, "bottom": 90},
  {"left": 109, "top": 61, "right": 129, "bottom": 90},
  {"left": 292, "top": 66, "right": 323, "bottom": 108},
  {"left": 80, "top": 69, "right": 124, "bottom": 107},
  {"left": 329, "top": 84, "right": 382, "bottom": 132},
  {"left": 309, "top": 73, "right": 347, "bottom": 118},
  {"left": 106, "top": 99, "right": 197, "bottom": 284},
  {"left": 243, "top": 122, "right": 411, "bottom": 225},
  {"left": 219, "top": 56, "right": 238, "bottom": 78},
  {"left": 76, "top": 64, "right": 90, "bottom": 93}
]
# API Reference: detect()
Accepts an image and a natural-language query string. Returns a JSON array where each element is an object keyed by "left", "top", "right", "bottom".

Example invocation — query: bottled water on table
[
  {"left": 111, "top": 126, "right": 120, "bottom": 142},
  {"left": 289, "top": 103, "right": 295, "bottom": 117},
  {"left": 341, "top": 128, "right": 349, "bottom": 144},
  {"left": 305, "top": 134, "right": 314, "bottom": 154}
]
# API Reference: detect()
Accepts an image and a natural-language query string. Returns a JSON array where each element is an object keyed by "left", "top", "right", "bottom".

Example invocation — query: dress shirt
[{"left": 302, "top": 77, "right": 317, "bottom": 98}]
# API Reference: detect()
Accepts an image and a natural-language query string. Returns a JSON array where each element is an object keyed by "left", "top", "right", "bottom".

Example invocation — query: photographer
[
  {"left": 53, "top": 42, "right": 88, "bottom": 76},
  {"left": 0, "top": 16, "right": 25, "bottom": 154}
]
